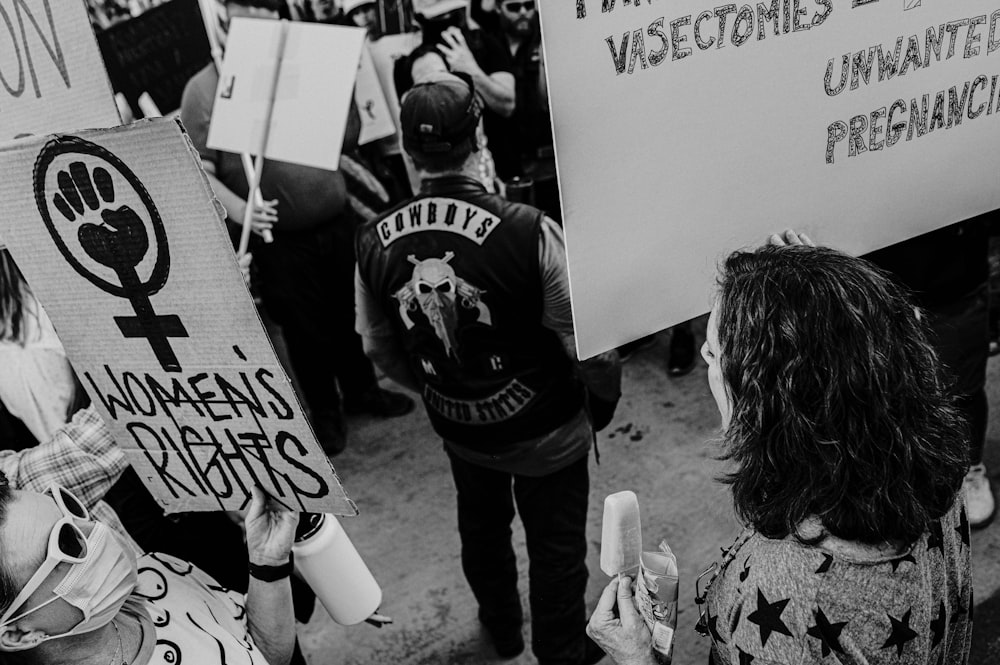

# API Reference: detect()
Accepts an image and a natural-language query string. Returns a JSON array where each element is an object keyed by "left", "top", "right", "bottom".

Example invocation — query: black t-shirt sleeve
[
  {"left": 468, "top": 29, "right": 514, "bottom": 76},
  {"left": 393, "top": 55, "right": 414, "bottom": 101}
]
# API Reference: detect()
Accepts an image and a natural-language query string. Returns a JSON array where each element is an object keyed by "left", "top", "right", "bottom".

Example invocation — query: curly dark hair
[{"left": 715, "top": 244, "right": 967, "bottom": 546}]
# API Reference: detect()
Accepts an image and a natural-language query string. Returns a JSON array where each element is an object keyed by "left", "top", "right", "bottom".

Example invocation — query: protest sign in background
[
  {"left": 207, "top": 18, "right": 366, "bottom": 171},
  {"left": 0, "top": 119, "right": 357, "bottom": 516},
  {"left": 356, "top": 42, "right": 396, "bottom": 145},
  {"left": 541, "top": 0, "right": 1000, "bottom": 358},
  {"left": 1, "top": 0, "right": 119, "bottom": 140},
  {"left": 368, "top": 31, "right": 421, "bottom": 128},
  {"left": 96, "top": 0, "right": 213, "bottom": 118}
]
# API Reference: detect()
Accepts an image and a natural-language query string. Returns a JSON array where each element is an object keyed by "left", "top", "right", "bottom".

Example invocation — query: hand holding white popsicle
[{"left": 600, "top": 491, "right": 642, "bottom": 577}]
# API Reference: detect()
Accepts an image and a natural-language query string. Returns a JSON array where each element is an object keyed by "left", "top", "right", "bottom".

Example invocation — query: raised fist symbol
[
  {"left": 52, "top": 162, "right": 150, "bottom": 277},
  {"left": 35, "top": 135, "right": 188, "bottom": 373}
]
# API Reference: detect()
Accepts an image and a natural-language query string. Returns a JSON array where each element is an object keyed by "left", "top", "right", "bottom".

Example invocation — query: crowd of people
[{"left": 0, "top": 0, "right": 996, "bottom": 664}]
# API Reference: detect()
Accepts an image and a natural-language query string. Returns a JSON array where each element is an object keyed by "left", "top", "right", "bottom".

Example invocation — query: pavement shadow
[{"left": 970, "top": 587, "right": 1000, "bottom": 664}]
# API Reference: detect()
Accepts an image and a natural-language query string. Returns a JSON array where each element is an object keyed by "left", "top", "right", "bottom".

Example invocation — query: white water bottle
[{"left": 293, "top": 514, "right": 383, "bottom": 626}]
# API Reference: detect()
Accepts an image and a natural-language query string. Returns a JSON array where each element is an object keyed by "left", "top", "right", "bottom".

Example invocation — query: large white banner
[{"left": 541, "top": 0, "right": 1000, "bottom": 358}]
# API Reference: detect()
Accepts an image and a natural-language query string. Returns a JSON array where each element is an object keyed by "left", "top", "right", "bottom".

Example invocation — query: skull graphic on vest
[{"left": 394, "top": 252, "right": 492, "bottom": 359}]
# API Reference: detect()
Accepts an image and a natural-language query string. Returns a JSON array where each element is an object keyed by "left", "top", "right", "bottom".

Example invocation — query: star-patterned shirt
[{"left": 705, "top": 499, "right": 972, "bottom": 664}]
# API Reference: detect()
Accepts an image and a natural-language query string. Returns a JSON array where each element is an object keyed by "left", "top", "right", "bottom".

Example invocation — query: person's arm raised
[
  {"left": 244, "top": 486, "right": 298, "bottom": 665},
  {"left": 439, "top": 28, "right": 516, "bottom": 117}
]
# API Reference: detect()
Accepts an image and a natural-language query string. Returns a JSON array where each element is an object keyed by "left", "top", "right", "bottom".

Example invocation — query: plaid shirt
[{"left": 0, "top": 406, "right": 141, "bottom": 553}]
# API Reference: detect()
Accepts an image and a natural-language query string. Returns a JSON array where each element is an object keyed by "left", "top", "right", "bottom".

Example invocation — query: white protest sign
[
  {"left": 541, "top": 0, "right": 1000, "bottom": 358},
  {"left": 368, "top": 32, "right": 423, "bottom": 191},
  {"left": 356, "top": 42, "right": 396, "bottom": 145},
  {"left": 368, "top": 31, "right": 422, "bottom": 141},
  {"left": 1, "top": 0, "right": 119, "bottom": 140},
  {"left": 0, "top": 119, "right": 357, "bottom": 516},
  {"left": 207, "top": 18, "right": 366, "bottom": 170}
]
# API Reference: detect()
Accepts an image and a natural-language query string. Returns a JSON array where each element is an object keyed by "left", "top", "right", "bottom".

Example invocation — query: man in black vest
[{"left": 355, "top": 73, "right": 620, "bottom": 665}]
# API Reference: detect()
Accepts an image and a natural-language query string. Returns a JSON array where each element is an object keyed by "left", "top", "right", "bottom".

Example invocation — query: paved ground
[{"left": 296, "top": 318, "right": 1000, "bottom": 665}]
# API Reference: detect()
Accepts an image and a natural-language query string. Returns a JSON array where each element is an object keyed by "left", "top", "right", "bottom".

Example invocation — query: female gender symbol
[{"left": 33, "top": 136, "right": 188, "bottom": 373}]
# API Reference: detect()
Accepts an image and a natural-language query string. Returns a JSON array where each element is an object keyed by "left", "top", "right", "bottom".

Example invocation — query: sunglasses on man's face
[{"left": 502, "top": 1, "right": 535, "bottom": 14}]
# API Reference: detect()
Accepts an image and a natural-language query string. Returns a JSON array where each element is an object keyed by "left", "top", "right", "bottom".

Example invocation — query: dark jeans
[
  {"left": 926, "top": 283, "right": 990, "bottom": 464},
  {"left": 254, "top": 223, "right": 378, "bottom": 415},
  {"left": 447, "top": 450, "right": 590, "bottom": 665}
]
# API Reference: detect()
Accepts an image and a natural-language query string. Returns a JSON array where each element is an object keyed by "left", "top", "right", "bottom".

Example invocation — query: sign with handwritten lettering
[
  {"left": 542, "top": 0, "right": 1000, "bottom": 358},
  {"left": 1, "top": 0, "right": 119, "bottom": 140},
  {"left": 0, "top": 119, "right": 356, "bottom": 516}
]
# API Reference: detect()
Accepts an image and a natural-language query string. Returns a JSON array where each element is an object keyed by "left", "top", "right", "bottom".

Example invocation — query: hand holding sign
[
  {"left": 246, "top": 197, "right": 280, "bottom": 237},
  {"left": 245, "top": 486, "right": 298, "bottom": 567}
]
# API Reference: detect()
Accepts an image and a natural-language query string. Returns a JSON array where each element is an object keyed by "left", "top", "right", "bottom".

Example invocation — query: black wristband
[{"left": 248, "top": 559, "right": 293, "bottom": 582}]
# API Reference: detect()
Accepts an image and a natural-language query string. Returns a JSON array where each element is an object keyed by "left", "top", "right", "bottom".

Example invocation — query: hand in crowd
[
  {"left": 244, "top": 485, "right": 298, "bottom": 567},
  {"left": 245, "top": 198, "right": 279, "bottom": 238},
  {"left": 768, "top": 229, "right": 815, "bottom": 247},
  {"left": 439, "top": 28, "right": 483, "bottom": 77},
  {"left": 586, "top": 576, "right": 658, "bottom": 665}
]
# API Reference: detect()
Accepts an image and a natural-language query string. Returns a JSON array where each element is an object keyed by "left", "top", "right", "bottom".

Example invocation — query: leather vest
[{"left": 356, "top": 176, "right": 583, "bottom": 450}]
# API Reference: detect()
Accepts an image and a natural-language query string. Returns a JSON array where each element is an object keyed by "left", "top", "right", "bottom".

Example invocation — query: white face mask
[{"left": 1, "top": 523, "right": 137, "bottom": 649}]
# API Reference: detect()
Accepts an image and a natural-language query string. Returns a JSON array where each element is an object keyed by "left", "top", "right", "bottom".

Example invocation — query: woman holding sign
[
  {"left": 0, "top": 415, "right": 299, "bottom": 665},
  {"left": 588, "top": 234, "right": 972, "bottom": 665}
]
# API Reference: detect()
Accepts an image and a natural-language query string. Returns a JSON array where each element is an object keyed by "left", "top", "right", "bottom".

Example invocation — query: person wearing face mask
[
  {"left": 0, "top": 406, "right": 299, "bottom": 665},
  {"left": 587, "top": 234, "right": 972, "bottom": 665}
]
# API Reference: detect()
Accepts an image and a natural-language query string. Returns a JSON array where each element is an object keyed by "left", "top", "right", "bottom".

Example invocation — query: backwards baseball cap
[
  {"left": 412, "top": 0, "right": 468, "bottom": 18},
  {"left": 401, "top": 72, "right": 483, "bottom": 154}
]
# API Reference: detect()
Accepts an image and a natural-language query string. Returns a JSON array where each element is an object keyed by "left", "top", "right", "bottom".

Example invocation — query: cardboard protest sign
[
  {"left": 207, "top": 18, "right": 366, "bottom": 171},
  {"left": 356, "top": 42, "right": 396, "bottom": 145},
  {"left": 541, "top": 0, "right": 1000, "bottom": 358},
  {"left": 0, "top": 119, "right": 357, "bottom": 516},
  {"left": 96, "top": 0, "right": 213, "bottom": 117},
  {"left": 0, "top": 0, "right": 119, "bottom": 140}
]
